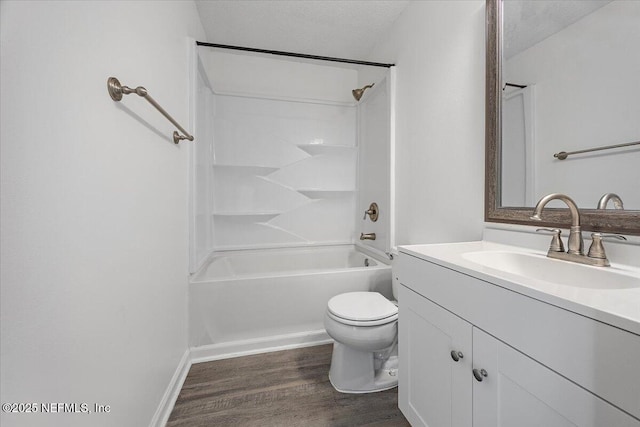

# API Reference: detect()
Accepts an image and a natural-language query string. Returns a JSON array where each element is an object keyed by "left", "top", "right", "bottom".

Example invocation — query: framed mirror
[{"left": 485, "top": 0, "right": 640, "bottom": 235}]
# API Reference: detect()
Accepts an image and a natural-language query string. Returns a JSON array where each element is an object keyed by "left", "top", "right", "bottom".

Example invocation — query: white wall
[
  {"left": 504, "top": 1, "right": 640, "bottom": 209},
  {"left": 367, "top": 1, "right": 486, "bottom": 245},
  {"left": 0, "top": 2, "right": 205, "bottom": 426}
]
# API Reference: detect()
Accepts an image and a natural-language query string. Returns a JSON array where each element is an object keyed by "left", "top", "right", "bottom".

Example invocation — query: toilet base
[{"left": 328, "top": 342, "right": 398, "bottom": 394}]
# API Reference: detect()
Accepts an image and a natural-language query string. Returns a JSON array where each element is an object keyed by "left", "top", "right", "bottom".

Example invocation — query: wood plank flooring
[{"left": 167, "top": 344, "right": 410, "bottom": 426}]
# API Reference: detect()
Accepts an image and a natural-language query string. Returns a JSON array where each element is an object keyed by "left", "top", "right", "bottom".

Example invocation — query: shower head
[{"left": 352, "top": 83, "right": 375, "bottom": 101}]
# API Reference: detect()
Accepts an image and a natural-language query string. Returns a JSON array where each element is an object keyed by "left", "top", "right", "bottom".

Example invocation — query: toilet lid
[{"left": 327, "top": 292, "right": 398, "bottom": 322}]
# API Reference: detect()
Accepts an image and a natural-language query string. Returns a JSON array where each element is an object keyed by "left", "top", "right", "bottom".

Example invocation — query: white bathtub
[{"left": 189, "top": 245, "right": 392, "bottom": 362}]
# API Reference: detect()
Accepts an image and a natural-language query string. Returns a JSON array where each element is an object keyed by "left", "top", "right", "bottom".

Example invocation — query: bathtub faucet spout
[{"left": 360, "top": 233, "right": 376, "bottom": 241}]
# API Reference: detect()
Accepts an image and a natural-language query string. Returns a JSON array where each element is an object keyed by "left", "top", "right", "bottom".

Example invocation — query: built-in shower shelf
[
  {"left": 297, "top": 189, "right": 355, "bottom": 199},
  {"left": 297, "top": 144, "right": 356, "bottom": 157},
  {"left": 213, "top": 164, "right": 279, "bottom": 176}
]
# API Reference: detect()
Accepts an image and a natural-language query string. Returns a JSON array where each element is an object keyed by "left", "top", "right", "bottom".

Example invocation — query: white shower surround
[
  {"left": 192, "top": 49, "right": 365, "bottom": 263},
  {"left": 189, "top": 244, "right": 392, "bottom": 362}
]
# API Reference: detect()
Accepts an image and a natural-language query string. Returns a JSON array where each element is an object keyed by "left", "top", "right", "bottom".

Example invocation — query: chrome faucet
[
  {"left": 360, "top": 233, "right": 376, "bottom": 241},
  {"left": 531, "top": 193, "right": 625, "bottom": 267},
  {"left": 597, "top": 193, "right": 624, "bottom": 210},
  {"left": 531, "top": 193, "right": 583, "bottom": 255}
]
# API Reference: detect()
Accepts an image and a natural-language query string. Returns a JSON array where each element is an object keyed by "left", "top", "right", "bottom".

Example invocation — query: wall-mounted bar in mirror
[{"left": 554, "top": 140, "right": 640, "bottom": 160}]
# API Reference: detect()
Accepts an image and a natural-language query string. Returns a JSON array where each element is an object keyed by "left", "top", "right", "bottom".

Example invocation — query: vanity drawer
[{"left": 395, "top": 252, "right": 640, "bottom": 419}]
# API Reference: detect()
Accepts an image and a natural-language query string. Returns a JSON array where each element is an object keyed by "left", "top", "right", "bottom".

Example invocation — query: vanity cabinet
[
  {"left": 472, "top": 327, "right": 636, "bottom": 427},
  {"left": 399, "top": 285, "right": 472, "bottom": 427},
  {"left": 396, "top": 251, "right": 640, "bottom": 427}
]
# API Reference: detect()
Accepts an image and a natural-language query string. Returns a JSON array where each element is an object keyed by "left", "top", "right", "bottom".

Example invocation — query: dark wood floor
[{"left": 167, "top": 344, "right": 410, "bottom": 426}]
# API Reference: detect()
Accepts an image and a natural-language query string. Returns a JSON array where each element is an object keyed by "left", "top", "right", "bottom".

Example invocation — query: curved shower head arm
[{"left": 352, "top": 83, "right": 375, "bottom": 101}]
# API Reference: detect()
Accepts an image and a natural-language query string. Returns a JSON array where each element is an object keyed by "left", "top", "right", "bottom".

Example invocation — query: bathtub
[{"left": 189, "top": 245, "right": 392, "bottom": 362}]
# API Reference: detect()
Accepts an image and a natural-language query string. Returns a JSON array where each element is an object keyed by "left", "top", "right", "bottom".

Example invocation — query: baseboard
[
  {"left": 190, "top": 329, "right": 333, "bottom": 364},
  {"left": 149, "top": 348, "right": 192, "bottom": 427}
]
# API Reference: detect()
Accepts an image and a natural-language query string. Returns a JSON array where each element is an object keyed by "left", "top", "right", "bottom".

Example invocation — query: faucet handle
[
  {"left": 363, "top": 202, "right": 379, "bottom": 222},
  {"left": 587, "top": 233, "right": 627, "bottom": 260},
  {"left": 593, "top": 233, "right": 627, "bottom": 240},
  {"left": 536, "top": 228, "right": 565, "bottom": 252}
]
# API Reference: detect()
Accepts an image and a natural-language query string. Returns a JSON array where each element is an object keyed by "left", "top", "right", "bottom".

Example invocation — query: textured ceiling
[
  {"left": 195, "top": 0, "right": 410, "bottom": 61},
  {"left": 504, "top": 0, "right": 611, "bottom": 59}
]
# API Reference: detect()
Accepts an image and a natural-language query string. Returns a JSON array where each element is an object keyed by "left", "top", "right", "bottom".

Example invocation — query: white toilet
[{"left": 324, "top": 285, "right": 399, "bottom": 393}]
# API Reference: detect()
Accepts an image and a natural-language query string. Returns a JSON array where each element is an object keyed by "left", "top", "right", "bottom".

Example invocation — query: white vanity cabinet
[
  {"left": 472, "top": 327, "right": 637, "bottom": 427},
  {"left": 399, "top": 285, "right": 472, "bottom": 427},
  {"left": 396, "top": 249, "right": 640, "bottom": 427}
]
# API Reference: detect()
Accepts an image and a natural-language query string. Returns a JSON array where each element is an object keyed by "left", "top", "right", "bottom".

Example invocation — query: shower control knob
[
  {"left": 450, "top": 350, "right": 464, "bottom": 362},
  {"left": 363, "top": 202, "right": 379, "bottom": 222}
]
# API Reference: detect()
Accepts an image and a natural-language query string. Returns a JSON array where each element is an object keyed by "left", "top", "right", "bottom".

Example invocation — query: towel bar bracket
[{"left": 107, "top": 77, "right": 194, "bottom": 144}]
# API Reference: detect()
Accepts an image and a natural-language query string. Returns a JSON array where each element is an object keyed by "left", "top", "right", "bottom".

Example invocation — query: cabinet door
[
  {"left": 398, "top": 285, "right": 472, "bottom": 427},
  {"left": 473, "top": 328, "right": 640, "bottom": 427}
]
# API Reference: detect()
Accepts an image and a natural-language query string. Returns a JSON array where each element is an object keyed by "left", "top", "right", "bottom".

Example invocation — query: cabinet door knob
[
  {"left": 473, "top": 368, "right": 488, "bottom": 382},
  {"left": 450, "top": 350, "right": 464, "bottom": 362}
]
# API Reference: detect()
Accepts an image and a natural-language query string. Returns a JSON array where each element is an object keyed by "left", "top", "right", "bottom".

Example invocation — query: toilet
[{"left": 324, "top": 285, "right": 399, "bottom": 393}]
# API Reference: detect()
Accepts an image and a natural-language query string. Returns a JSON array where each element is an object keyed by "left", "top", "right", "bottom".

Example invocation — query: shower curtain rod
[{"left": 196, "top": 41, "right": 395, "bottom": 68}]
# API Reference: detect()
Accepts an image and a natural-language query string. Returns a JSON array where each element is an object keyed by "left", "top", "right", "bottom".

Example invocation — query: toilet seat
[{"left": 327, "top": 292, "right": 398, "bottom": 326}]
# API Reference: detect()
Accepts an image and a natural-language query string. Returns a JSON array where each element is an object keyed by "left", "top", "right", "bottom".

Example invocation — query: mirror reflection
[{"left": 500, "top": 0, "right": 640, "bottom": 210}]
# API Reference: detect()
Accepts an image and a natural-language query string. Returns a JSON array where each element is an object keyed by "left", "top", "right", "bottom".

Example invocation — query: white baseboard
[
  {"left": 149, "top": 348, "right": 192, "bottom": 427},
  {"left": 190, "top": 329, "right": 333, "bottom": 364}
]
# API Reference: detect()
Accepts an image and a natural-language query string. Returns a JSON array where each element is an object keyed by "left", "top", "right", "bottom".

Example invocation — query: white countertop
[{"left": 398, "top": 241, "right": 640, "bottom": 335}]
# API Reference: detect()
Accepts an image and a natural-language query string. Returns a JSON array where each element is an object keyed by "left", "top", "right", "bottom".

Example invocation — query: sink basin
[{"left": 462, "top": 251, "right": 640, "bottom": 290}]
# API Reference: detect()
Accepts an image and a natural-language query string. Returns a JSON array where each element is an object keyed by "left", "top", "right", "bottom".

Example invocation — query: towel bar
[{"left": 107, "top": 77, "right": 194, "bottom": 144}]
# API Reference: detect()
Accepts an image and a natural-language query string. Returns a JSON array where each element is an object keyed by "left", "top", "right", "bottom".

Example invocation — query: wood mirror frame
[{"left": 484, "top": 0, "right": 640, "bottom": 235}]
